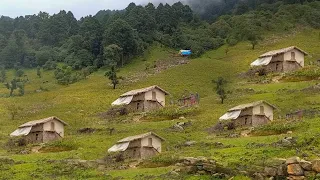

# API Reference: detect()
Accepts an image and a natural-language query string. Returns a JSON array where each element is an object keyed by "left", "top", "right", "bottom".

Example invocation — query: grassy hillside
[{"left": 0, "top": 28, "right": 320, "bottom": 179}]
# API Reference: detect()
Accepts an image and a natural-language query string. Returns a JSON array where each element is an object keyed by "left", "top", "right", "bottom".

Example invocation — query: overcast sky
[{"left": 0, "top": 0, "right": 183, "bottom": 19}]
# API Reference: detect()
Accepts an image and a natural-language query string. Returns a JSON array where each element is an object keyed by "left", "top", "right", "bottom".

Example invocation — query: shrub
[{"left": 43, "top": 60, "right": 57, "bottom": 70}]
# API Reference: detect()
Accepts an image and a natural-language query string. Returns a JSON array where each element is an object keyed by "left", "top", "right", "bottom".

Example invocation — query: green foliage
[
  {"left": 5, "top": 78, "right": 26, "bottom": 96},
  {"left": 54, "top": 65, "right": 80, "bottom": 85},
  {"left": 105, "top": 66, "right": 120, "bottom": 89},
  {"left": 0, "top": 1, "right": 319, "bottom": 70},
  {"left": 35, "top": 47, "right": 57, "bottom": 66},
  {"left": 0, "top": 67, "right": 6, "bottom": 82},
  {"left": 36, "top": 66, "right": 41, "bottom": 78},
  {"left": 43, "top": 60, "right": 57, "bottom": 70},
  {"left": 15, "top": 69, "right": 24, "bottom": 77},
  {"left": 104, "top": 44, "right": 123, "bottom": 66},
  {"left": 104, "top": 19, "right": 139, "bottom": 58},
  {"left": 213, "top": 77, "right": 228, "bottom": 104},
  {"left": 5, "top": 102, "right": 23, "bottom": 120}
]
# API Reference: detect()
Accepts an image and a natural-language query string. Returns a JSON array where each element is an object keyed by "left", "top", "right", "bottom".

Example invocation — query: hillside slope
[{"left": 0, "top": 28, "right": 320, "bottom": 179}]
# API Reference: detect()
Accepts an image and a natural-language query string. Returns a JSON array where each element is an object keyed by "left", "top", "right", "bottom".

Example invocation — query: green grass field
[{"left": 0, "top": 28, "right": 320, "bottom": 179}]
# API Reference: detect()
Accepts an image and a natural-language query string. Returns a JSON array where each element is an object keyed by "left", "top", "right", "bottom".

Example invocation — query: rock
[
  {"left": 253, "top": 172, "right": 264, "bottom": 180},
  {"left": 169, "top": 171, "right": 180, "bottom": 176},
  {"left": 175, "top": 163, "right": 183, "bottom": 167},
  {"left": 182, "top": 157, "right": 199, "bottom": 165},
  {"left": 97, "top": 165, "right": 106, "bottom": 171},
  {"left": 287, "top": 176, "right": 305, "bottom": 180},
  {"left": 281, "top": 139, "right": 292, "bottom": 147},
  {"left": 78, "top": 128, "right": 96, "bottom": 134},
  {"left": 179, "top": 116, "right": 186, "bottom": 120},
  {"left": 202, "top": 163, "right": 216, "bottom": 172},
  {"left": 312, "top": 160, "right": 320, "bottom": 172},
  {"left": 287, "top": 131, "right": 293, "bottom": 134},
  {"left": 96, "top": 159, "right": 106, "bottom": 165},
  {"left": 239, "top": 171, "right": 248, "bottom": 176},
  {"left": 277, "top": 164, "right": 288, "bottom": 176},
  {"left": 304, "top": 171, "right": 316, "bottom": 178},
  {"left": 299, "top": 160, "right": 312, "bottom": 171},
  {"left": 212, "top": 173, "right": 226, "bottom": 178},
  {"left": 214, "top": 142, "right": 224, "bottom": 147},
  {"left": 287, "top": 164, "right": 304, "bottom": 176},
  {"left": 173, "top": 124, "right": 184, "bottom": 131},
  {"left": 229, "top": 133, "right": 240, "bottom": 138},
  {"left": 286, "top": 157, "right": 300, "bottom": 165},
  {"left": 180, "top": 166, "right": 197, "bottom": 174},
  {"left": 301, "top": 153, "right": 309, "bottom": 158},
  {"left": 197, "top": 170, "right": 206, "bottom": 175},
  {"left": 264, "top": 167, "right": 277, "bottom": 177},
  {"left": 184, "top": 141, "right": 197, "bottom": 146}
]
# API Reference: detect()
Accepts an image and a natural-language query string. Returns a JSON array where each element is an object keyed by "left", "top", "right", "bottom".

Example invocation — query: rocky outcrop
[
  {"left": 172, "top": 157, "right": 229, "bottom": 178},
  {"left": 259, "top": 157, "right": 320, "bottom": 179}
]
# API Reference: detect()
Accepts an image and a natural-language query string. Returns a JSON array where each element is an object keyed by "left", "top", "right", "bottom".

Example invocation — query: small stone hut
[
  {"left": 10, "top": 116, "right": 67, "bottom": 144},
  {"left": 112, "top": 85, "right": 169, "bottom": 112},
  {"left": 219, "top": 101, "right": 276, "bottom": 127},
  {"left": 251, "top": 46, "right": 308, "bottom": 73},
  {"left": 108, "top": 132, "right": 165, "bottom": 159}
]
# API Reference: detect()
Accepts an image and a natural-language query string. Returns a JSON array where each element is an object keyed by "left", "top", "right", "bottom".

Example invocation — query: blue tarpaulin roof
[{"left": 179, "top": 50, "right": 192, "bottom": 56}]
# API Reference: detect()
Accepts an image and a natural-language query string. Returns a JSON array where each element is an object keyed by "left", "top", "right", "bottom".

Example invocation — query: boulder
[
  {"left": 287, "top": 176, "right": 305, "bottom": 180},
  {"left": 253, "top": 172, "right": 264, "bottom": 180},
  {"left": 96, "top": 159, "right": 106, "bottom": 165},
  {"left": 173, "top": 124, "right": 184, "bottom": 131},
  {"left": 169, "top": 171, "right": 180, "bottom": 176},
  {"left": 287, "top": 164, "right": 304, "bottom": 176},
  {"left": 182, "top": 157, "right": 199, "bottom": 165},
  {"left": 277, "top": 164, "right": 288, "bottom": 176},
  {"left": 280, "top": 139, "right": 292, "bottom": 147},
  {"left": 97, "top": 165, "right": 106, "bottom": 171},
  {"left": 184, "top": 141, "right": 197, "bottom": 146},
  {"left": 264, "top": 167, "right": 277, "bottom": 177},
  {"left": 286, "top": 157, "right": 300, "bottom": 165},
  {"left": 299, "top": 160, "right": 312, "bottom": 171},
  {"left": 202, "top": 163, "right": 216, "bottom": 172},
  {"left": 312, "top": 160, "right": 320, "bottom": 172},
  {"left": 304, "top": 171, "right": 316, "bottom": 178}
]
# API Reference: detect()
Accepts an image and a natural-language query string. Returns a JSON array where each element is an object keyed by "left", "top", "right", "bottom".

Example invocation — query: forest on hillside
[{"left": 0, "top": 0, "right": 319, "bottom": 73}]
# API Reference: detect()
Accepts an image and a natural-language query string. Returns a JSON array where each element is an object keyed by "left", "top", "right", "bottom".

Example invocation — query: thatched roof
[
  {"left": 259, "top": 46, "right": 308, "bottom": 58},
  {"left": 228, "top": 101, "right": 276, "bottom": 111},
  {"left": 117, "top": 132, "right": 165, "bottom": 143},
  {"left": 120, "top": 85, "right": 169, "bottom": 97},
  {"left": 19, "top": 116, "right": 68, "bottom": 128}
]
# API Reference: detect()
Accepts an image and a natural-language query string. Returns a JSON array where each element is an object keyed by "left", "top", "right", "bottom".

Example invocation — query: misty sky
[{"left": 0, "top": 0, "right": 184, "bottom": 19}]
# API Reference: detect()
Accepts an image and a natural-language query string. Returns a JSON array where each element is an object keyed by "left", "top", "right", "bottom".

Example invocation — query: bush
[{"left": 43, "top": 60, "right": 57, "bottom": 70}]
